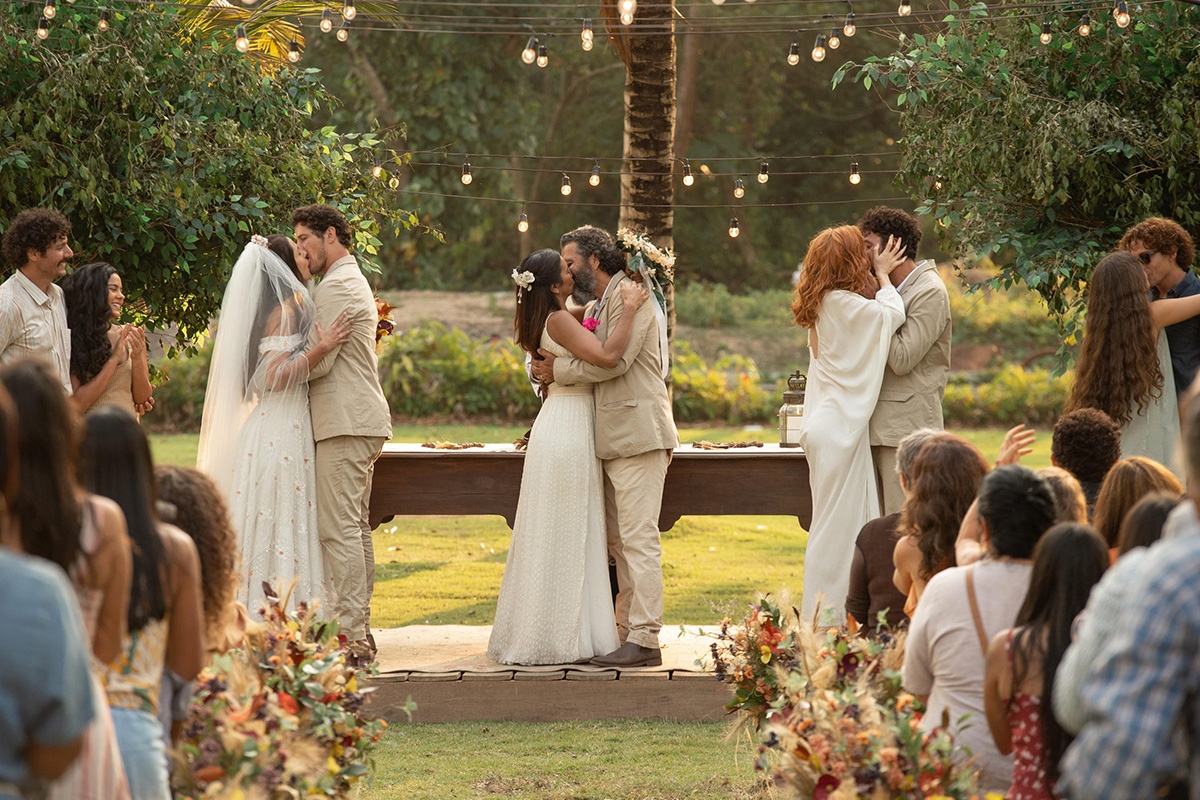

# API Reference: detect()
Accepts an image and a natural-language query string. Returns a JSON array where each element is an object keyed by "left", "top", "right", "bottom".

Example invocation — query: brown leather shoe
[{"left": 589, "top": 642, "right": 662, "bottom": 668}]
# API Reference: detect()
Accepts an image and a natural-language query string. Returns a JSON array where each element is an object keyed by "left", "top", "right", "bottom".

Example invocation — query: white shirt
[{"left": 0, "top": 270, "right": 72, "bottom": 394}]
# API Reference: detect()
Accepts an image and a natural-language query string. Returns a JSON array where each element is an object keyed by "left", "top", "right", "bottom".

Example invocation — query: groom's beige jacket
[
  {"left": 552, "top": 272, "right": 678, "bottom": 460},
  {"left": 307, "top": 255, "right": 391, "bottom": 442}
]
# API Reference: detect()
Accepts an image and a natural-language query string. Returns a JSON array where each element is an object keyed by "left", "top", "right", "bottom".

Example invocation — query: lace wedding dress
[{"left": 487, "top": 329, "right": 621, "bottom": 665}]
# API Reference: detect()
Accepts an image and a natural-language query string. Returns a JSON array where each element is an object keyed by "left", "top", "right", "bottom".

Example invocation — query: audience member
[
  {"left": 845, "top": 428, "right": 938, "bottom": 636},
  {"left": 1116, "top": 491, "right": 1179, "bottom": 557},
  {"left": 79, "top": 408, "right": 205, "bottom": 799},
  {"left": 0, "top": 209, "right": 74, "bottom": 393},
  {"left": 891, "top": 434, "right": 989, "bottom": 615},
  {"left": 1119, "top": 217, "right": 1200, "bottom": 397},
  {"left": 1091, "top": 456, "right": 1181, "bottom": 561},
  {"left": 1049, "top": 408, "right": 1121, "bottom": 517},
  {"left": 859, "top": 207, "right": 952, "bottom": 515},
  {"left": 1037, "top": 466, "right": 1089, "bottom": 524},
  {"left": 983, "top": 522, "right": 1108, "bottom": 800},
  {"left": 904, "top": 465, "right": 1056, "bottom": 794}
]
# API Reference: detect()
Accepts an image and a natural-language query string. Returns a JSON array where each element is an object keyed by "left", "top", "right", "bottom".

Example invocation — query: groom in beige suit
[
  {"left": 859, "top": 207, "right": 952, "bottom": 515},
  {"left": 293, "top": 205, "right": 392, "bottom": 662},
  {"left": 533, "top": 225, "right": 678, "bottom": 668}
]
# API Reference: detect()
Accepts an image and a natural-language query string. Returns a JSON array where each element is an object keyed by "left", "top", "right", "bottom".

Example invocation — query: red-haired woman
[{"left": 792, "top": 225, "right": 905, "bottom": 624}]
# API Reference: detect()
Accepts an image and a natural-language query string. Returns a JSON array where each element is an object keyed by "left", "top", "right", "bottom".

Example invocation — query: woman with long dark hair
[
  {"left": 984, "top": 522, "right": 1109, "bottom": 799},
  {"left": 487, "top": 247, "right": 649, "bottom": 665},
  {"left": 792, "top": 225, "right": 905, "bottom": 624},
  {"left": 1066, "top": 251, "right": 1200, "bottom": 471},
  {"left": 62, "top": 262, "right": 152, "bottom": 416},
  {"left": 80, "top": 407, "right": 205, "bottom": 800}
]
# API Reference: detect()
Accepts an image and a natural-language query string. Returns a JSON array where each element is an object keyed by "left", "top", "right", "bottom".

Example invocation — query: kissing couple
[
  {"left": 197, "top": 204, "right": 391, "bottom": 665},
  {"left": 486, "top": 225, "right": 679, "bottom": 668}
]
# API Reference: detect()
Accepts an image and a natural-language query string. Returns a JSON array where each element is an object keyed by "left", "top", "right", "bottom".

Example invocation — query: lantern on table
[{"left": 777, "top": 370, "right": 806, "bottom": 447}]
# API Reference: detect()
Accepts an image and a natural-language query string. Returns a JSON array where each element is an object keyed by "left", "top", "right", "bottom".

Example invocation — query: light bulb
[
  {"left": 590, "top": 164, "right": 601, "bottom": 186},
  {"left": 828, "top": 30, "right": 840, "bottom": 49},
  {"left": 734, "top": 178, "right": 745, "bottom": 199},
  {"left": 728, "top": 217, "right": 740, "bottom": 238},
  {"left": 342, "top": 0, "right": 356, "bottom": 20},
  {"left": 849, "top": 162, "right": 861, "bottom": 185},
  {"left": 620, "top": 11, "right": 633, "bottom": 25},
  {"left": 898, "top": 0, "right": 911, "bottom": 16},
  {"left": 1115, "top": 1, "right": 1129, "bottom": 27},
  {"left": 619, "top": 0, "right": 636, "bottom": 14},
  {"left": 388, "top": 175, "right": 399, "bottom": 189},
  {"left": 1040, "top": 20, "right": 1052, "bottom": 44},
  {"left": 787, "top": 40, "right": 800, "bottom": 66},
  {"left": 844, "top": 12, "right": 856, "bottom": 36},
  {"left": 522, "top": 36, "right": 537, "bottom": 64},
  {"left": 337, "top": 20, "right": 349, "bottom": 41},
  {"left": 581, "top": 18, "right": 593, "bottom": 51},
  {"left": 811, "top": 33, "right": 827, "bottom": 63},
  {"left": 235, "top": 24, "right": 250, "bottom": 52},
  {"left": 517, "top": 213, "right": 529, "bottom": 233},
  {"left": 98, "top": 9, "right": 110, "bottom": 30},
  {"left": 757, "top": 161, "right": 769, "bottom": 184},
  {"left": 288, "top": 40, "right": 301, "bottom": 62},
  {"left": 1078, "top": 13, "right": 1091, "bottom": 35},
  {"left": 682, "top": 162, "right": 694, "bottom": 186},
  {"left": 536, "top": 43, "right": 548, "bottom": 68},
  {"left": 933, "top": 176, "right": 943, "bottom": 190},
  {"left": 372, "top": 162, "right": 384, "bottom": 179},
  {"left": 320, "top": 8, "right": 333, "bottom": 32},
  {"left": 711, "top": 0, "right": 725, "bottom": 5},
  {"left": 560, "top": 174, "right": 572, "bottom": 196},
  {"left": 43, "top": 0, "right": 55, "bottom": 20},
  {"left": 37, "top": 16, "right": 49, "bottom": 38},
  {"left": 461, "top": 162, "right": 473, "bottom": 185}
]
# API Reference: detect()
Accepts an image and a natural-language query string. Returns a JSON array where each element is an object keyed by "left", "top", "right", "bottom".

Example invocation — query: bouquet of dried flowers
[
  {"left": 616, "top": 228, "right": 675, "bottom": 309},
  {"left": 172, "top": 583, "right": 403, "bottom": 799},
  {"left": 375, "top": 295, "right": 397, "bottom": 347}
]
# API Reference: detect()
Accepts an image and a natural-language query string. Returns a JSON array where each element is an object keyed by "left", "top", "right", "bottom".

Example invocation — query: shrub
[
  {"left": 148, "top": 337, "right": 213, "bottom": 433},
  {"left": 670, "top": 341, "right": 780, "bottom": 424},
  {"left": 942, "top": 364, "right": 1071, "bottom": 427}
]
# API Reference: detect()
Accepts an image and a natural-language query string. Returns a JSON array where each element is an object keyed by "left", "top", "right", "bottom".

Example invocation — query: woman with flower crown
[
  {"left": 197, "top": 234, "right": 351, "bottom": 620},
  {"left": 487, "top": 248, "right": 648, "bottom": 665}
]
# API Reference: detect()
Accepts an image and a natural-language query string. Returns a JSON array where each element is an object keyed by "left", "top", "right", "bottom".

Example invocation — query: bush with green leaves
[{"left": 943, "top": 364, "right": 1071, "bottom": 426}]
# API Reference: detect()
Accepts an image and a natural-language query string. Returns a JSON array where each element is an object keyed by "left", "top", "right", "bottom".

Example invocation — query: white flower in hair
[
  {"left": 511, "top": 268, "right": 535, "bottom": 302},
  {"left": 250, "top": 234, "right": 269, "bottom": 248}
]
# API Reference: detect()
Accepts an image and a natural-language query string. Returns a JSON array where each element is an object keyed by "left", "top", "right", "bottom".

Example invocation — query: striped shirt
[{"left": 0, "top": 269, "right": 72, "bottom": 393}]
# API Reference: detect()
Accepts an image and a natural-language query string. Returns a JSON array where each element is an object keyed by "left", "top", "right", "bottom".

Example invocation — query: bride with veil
[{"left": 197, "top": 234, "right": 350, "bottom": 618}]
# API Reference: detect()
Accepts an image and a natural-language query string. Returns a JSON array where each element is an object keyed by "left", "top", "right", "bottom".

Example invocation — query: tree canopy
[{"left": 0, "top": 6, "right": 416, "bottom": 348}]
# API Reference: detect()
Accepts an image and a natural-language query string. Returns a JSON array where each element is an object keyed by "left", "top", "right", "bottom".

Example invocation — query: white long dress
[
  {"left": 799, "top": 286, "right": 906, "bottom": 625},
  {"left": 1119, "top": 329, "right": 1182, "bottom": 477},
  {"left": 229, "top": 333, "right": 333, "bottom": 619},
  {"left": 487, "top": 329, "right": 621, "bottom": 665}
]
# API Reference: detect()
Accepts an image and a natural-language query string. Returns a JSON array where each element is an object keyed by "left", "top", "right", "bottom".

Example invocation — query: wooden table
[{"left": 369, "top": 443, "right": 812, "bottom": 531}]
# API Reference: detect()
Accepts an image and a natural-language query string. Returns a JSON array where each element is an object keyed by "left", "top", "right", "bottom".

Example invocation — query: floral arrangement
[
  {"left": 616, "top": 228, "right": 675, "bottom": 309},
  {"left": 582, "top": 318, "right": 600, "bottom": 332},
  {"left": 375, "top": 295, "right": 397, "bottom": 346},
  {"left": 706, "top": 595, "right": 802, "bottom": 726},
  {"left": 172, "top": 583, "right": 405, "bottom": 799}
]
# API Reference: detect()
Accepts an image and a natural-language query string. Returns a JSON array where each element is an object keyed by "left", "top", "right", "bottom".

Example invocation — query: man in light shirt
[{"left": 0, "top": 209, "right": 73, "bottom": 393}]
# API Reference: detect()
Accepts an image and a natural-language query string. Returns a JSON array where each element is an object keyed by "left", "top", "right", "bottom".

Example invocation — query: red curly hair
[{"left": 791, "top": 225, "right": 872, "bottom": 328}]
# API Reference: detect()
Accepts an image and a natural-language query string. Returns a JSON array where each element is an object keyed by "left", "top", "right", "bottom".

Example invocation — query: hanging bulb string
[
  {"left": 390, "top": 188, "right": 912, "bottom": 209},
  {"left": 405, "top": 149, "right": 901, "bottom": 164},
  {"left": 410, "top": 159, "right": 898, "bottom": 178}
]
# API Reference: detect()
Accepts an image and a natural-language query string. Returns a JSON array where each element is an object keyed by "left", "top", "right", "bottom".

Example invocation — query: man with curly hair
[
  {"left": 1050, "top": 408, "right": 1121, "bottom": 517},
  {"left": 1119, "top": 217, "right": 1200, "bottom": 397},
  {"left": 0, "top": 208, "right": 73, "bottom": 393},
  {"left": 858, "top": 206, "right": 951, "bottom": 515}
]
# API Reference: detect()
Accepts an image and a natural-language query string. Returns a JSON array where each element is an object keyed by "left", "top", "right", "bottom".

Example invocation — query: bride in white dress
[
  {"left": 791, "top": 225, "right": 906, "bottom": 625},
  {"left": 197, "top": 235, "right": 350, "bottom": 618},
  {"left": 488, "top": 248, "right": 649, "bottom": 665}
]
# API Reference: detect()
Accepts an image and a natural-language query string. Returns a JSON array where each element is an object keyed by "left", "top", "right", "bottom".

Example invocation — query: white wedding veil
[{"left": 196, "top": 238, "right": 315, "bottom": 496}]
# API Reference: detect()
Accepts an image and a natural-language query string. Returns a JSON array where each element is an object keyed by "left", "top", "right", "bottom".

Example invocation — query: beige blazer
[
  {"left": 553, "top": 272, "right": 679, "bottom": 460},
  {"left": 308, "top": 255, "right": 392, "bottom": 442},
  {"left": 868, "top": 260, "right": 952, "bottom": 448}
]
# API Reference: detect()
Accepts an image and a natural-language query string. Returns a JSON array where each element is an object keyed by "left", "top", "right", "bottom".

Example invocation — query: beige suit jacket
[
  {"left": 308, "top": 255, "right": 392, "bottom": 442},
  {"left": 868, "top": 259, "right": 952, "bottom": 447},
  {"left": 553, "top": 272, "right": 679, "bottom": 460}
]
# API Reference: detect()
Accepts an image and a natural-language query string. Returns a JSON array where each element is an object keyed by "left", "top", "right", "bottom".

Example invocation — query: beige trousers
[
  {"left": 602, "top": 448, "right": 671, "bottom": 650},
  {"left": 871, "top": 445, "right": 904, "bottom": 517},
  {"left": 316, "top": 434, "right": 386, "bottom": 642}
]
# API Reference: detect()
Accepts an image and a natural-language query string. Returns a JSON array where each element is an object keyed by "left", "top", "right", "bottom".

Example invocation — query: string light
[
  {"left": 288, "top": 39, "right": 301, "bottom": 62},
  {"left": 1115, "top": 0, "right": 1130, "bottom": 26},
  {"left": 757, "top": 161, "right": 769, "bottom": 184},
  {"left": 342, "top": 0, "right": 356, "bottom": 20},
  {"left": 372, "top": 154, "right": 384, "bottom": 179},
  {"left": 536, "top": 42, "right": 548, "bottom": 68},
  {"left": 560, "top": 173, "right": 572, "bottom": 196},
  {"left": 619, "top": 0, "right": 636, "bottom": 24},
  {"left": 459, "top": 161, "right": 473, "bottom": 185},
  {"left": 734, "top": 178, "right": 745, "bottom": 199},
  {"left": 590, "top": 162, "right": 601, "bottom": 186},
  {"left": 521, "top": 35, "right": 537, "bottom": 64},
  {"left": 1078, "top": 11, "right": 1091, "bottom": 34},
  {"left": 711, "top": 0, "right": 726, "bottom": 5},
  {"left": 682, "top": 160, "right": 695, "bottom": 186},
  {"left": 728, "top": 216, "right": 740, "bottom": 238},
  {"left": 1039, "top": 19, "right": 1052, "bottom": 44},
  {"left": 898, "top": 0, "right": 912, "bottom": 16},
  {"left": 933, "top": 175, "right": 944, "bottom": 190},
  {"left": 98, "top": 9, "right": 110, "bottom": 31},
  {"left": 811, "top": 33, "right": 826, "bottom": 62},
  {"left": 849, "top": 160, "right": 861, "bottom": 184},
  {"left": 828, "top": 28, "right": 841, "bottom": 49},
  {"left": 43, "top": 0, "right": 55, "bottom": 20},
  {"left": 787, "top": 37, "right": 800, "bottom": 65},
  {"left": 320, "top": 8, "right": 333, "bottom": 32},
  {"left": 581, "top": 18, "right": 593, "bottom": 51},
  {"left": 235, "top": 23, "right": 250, "bottom": 52},
  {"left": 620, "top": 10, "right": 633, "bottom": 24},
  {"left": 37, "top": 16, "right": 49, "bottom": 38},
  {"left": 844, "top": 11, "right": 856, "bottom": 36},
  {"left": 388, "top": 174, "right": 400, "bottom": 189},
  {"left": 337, "top": 19, "right": 350, "bottom": 41},
  {"left": 517, "top": 212, "right": 529, "bottom": 233}
]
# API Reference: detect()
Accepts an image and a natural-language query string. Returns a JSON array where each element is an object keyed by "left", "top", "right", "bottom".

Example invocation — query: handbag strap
[{"left": 965, "top": 564, "right": 989, "bottom": 657}]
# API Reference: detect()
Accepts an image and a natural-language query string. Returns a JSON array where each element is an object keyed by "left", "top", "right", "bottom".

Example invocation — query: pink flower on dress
[{"left": 582, "top": 318, "right": 599, "bottom": 332}]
